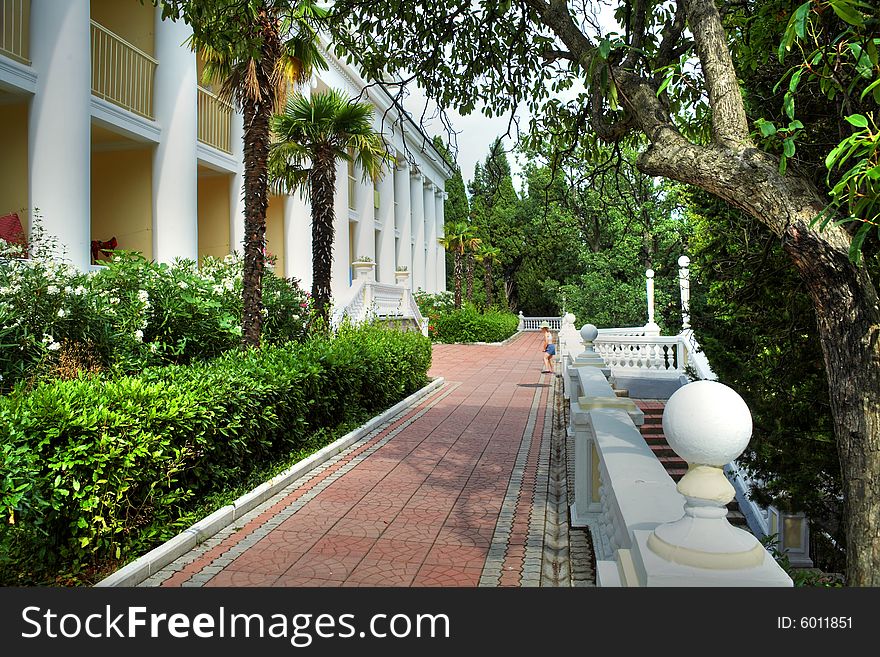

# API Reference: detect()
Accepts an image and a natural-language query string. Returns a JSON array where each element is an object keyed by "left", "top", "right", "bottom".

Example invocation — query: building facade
[{"left": 0, "top": 0, "right": 450, "bottom": 300}]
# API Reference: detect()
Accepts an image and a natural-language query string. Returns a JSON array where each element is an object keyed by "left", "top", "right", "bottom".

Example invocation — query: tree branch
[
  {"left": 655, "top": 0, "right": 688, "bottom": 69},
  {"left": 684, "top": 0, "right": 750, "bottom": 146}
]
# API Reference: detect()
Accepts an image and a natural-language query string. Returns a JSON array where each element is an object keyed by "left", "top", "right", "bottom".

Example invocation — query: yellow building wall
[
  {"left": 0, "top": 102, "right": 29, "bottom": 231},
  {"left": 91, "top": 148, "right": 153, "bottom": 260},
  {"left": 90, "top": 0, "right": 155, "bottom": 55},
  {"left": 197, "top": 174, "right": 231, "bottom": 261},
  {"left": 266, "top": 195, "right": 285, "bottom": 276}
]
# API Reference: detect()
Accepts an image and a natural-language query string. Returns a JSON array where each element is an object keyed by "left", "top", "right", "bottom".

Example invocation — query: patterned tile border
[{"left": 135, "top": 381, "right": 459, "bottom": 587}]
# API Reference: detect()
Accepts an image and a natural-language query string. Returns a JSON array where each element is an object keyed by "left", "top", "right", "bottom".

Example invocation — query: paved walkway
[{"left": 141, "top": 332, "right": 594, "bottom": 587}]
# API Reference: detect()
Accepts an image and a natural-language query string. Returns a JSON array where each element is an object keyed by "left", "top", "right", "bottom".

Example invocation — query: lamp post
[{"left": 644, "top": 268, "right": 660, "bottom": 336}]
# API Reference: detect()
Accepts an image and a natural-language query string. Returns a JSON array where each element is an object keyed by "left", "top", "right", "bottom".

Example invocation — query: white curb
[{"left": 95, "top": 377, "right": 445, "bottom": 587}]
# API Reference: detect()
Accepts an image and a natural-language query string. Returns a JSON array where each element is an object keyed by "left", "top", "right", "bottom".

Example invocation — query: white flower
[
  {"left": 42, "top": 333, "right": 53, "bottom": 344},
  {"left": 137, "top": 290, "right": 150, "bottom": 304},
  {"left": 149, "top": 342, "right": 159, "bottom": 353},
  {"left": 47, "top": 285, "right": 59, "bottom": 295},
  {"left": 47, "top": 341, "right": 61, "bottom": 351},
  {"left": 64, "top": 286, "right": 73, "bottom": 294},
  {"left": 109, "top": 296, "right": 119, "bottom": 305},
  {"left": 57, "top": 308, "right": 66, "bottom": 318},
  {"left": 74, "top": 286, "right": 86, "bottom": 296},
  {"left": 177, "top": 281, "right": 188, "bottom": 289},
  {"left": 223, "top": 279, "right": 235, "bottom": 291},
  {"left": 213, "top": 285, "right": 224, "bottom": 295},
  {"left": 292, "top": 314, "right": 300, "bottom": 320},
  {"left": 134, "top": 329, "right": 144, "bottom": 342}
]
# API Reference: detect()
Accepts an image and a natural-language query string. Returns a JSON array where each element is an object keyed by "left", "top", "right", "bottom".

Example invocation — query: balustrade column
[
  {"left": 29, "top": 0, "right": 91, "bottom": 270},
  {"left": 152, "top": 12, "right": 198, "bottom": 263},
  {"left": 678, "top": 255, "right": 691, "bottom": 330},
  {"left": 644, "top": 268, "right": 661, "bottom": 336}
]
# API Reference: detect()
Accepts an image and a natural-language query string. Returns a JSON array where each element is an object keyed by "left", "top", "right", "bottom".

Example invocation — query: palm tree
[
  {"left": 462, "top": 225, "right": 482, "bottom": 304},
  {"left": 269, "top": 89, "right": 388, "bottom": 326},
  {"left": 438, "top": 221, "right": 469, "bottom": 309},
  {"left": 474, "top": 244, "right": 501, "bottom": 310},
  {"left": 166, "top": 0, "right": 326, "bottom": 347}
]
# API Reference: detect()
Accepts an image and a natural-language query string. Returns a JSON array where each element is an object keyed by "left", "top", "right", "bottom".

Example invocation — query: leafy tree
[
  {"left": 323, "top": 0, "right": 880, "bottom": 585},
  {"left": 687, "top": 189, "right": 845, "bottom": 573},
  {"left": 156, "top": 0, "right": 325, "bottom": 347},
  {"left": 268, "top": 89, "right": 388, "bottom": 325}
]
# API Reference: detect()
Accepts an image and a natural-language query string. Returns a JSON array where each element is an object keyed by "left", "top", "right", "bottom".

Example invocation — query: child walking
[{"left": 540, "top": 321, "right": 556, "bottom": 374}]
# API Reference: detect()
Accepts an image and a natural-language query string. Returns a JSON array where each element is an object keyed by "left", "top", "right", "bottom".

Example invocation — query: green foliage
[
  {"left": 415, "top": 293, "right": 518, "bottom": 343},
  {"left": 0, "top": 324, "right": 431, "bottom": 584},
  {"left": 0, "top": 244, "right": 309, "bottom": 392}
]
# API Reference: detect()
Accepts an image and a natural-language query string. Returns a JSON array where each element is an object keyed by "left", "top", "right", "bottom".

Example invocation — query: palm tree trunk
[
  {"left": 311, "top": 147, "right": 337, "bottom": 326},
  {"left": 466, "top": 252, "right": 475, "bottom": 303},
  {"left": 484, "top": 261, "right": 493, "bottom": 309},
  {"left": 453, "top": 252, "right": 463, "bottom": 309},
  {"left": 240, "top": 91, "right": 271, "bottom": 348}
]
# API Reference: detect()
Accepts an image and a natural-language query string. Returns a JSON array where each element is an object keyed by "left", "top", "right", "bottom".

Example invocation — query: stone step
[
  {"left": 641, "top": 413, "right": 663, "bottom": 425},
  {"left": 640, "top": 424, "right": 665, "bottom": 435},
  {"left": 649, "top": 444, "right": 678, "bottom": 458},
  {"left": 614, "top": 388, "right": 629, "bottom": 398}
]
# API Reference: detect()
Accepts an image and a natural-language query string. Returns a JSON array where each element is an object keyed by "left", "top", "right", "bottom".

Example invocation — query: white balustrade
[
  {"left": 593, "top": 335, "right": 685, "bottom": 375},
  {"left": 331, "top": 278, "right": 427, "bottom": 336},
  {"left": 519, "top": 315, "right": 563, "bottom": 331}
]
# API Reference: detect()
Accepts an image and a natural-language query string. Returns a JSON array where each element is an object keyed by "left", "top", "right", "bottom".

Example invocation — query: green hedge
[
  {"left": 0, "top": 324, "right": 431, "bottom": 584},
  {"left": 429, "top": 306, "right": 519, "bottom": 343}
]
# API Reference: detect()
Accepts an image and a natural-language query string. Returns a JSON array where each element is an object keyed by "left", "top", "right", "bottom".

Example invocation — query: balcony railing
[
  {"left": 90, "top": 20, "right": 157, "bottom": 120},
  {"left": 197, "top": 86, "right": 233, "bottom": 153},
  {"left": 0, "top": 0, "right": 29, "bottom": 64}
]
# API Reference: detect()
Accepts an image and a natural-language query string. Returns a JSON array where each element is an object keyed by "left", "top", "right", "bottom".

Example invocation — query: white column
[
  {"left": 331, "top": 158, "right": 351, "bottom": 298},
  {"left": 435, "top": 190, "right": 446, "bottom": 292},
  {"left": 229, "top": 111, "right": 245, "bottom": 252},
  {"left": 394, "top": 161, "right": 412, "bottom": 286},
  {"left": 423, "top": 182, "right": 437, "bottom": 292},
  {"left": 284, "top": 190, "right": 312, "bottom": 289},
  {"left": 353, "top": 166, "right": 374, "bottom": 264},
  {"left": 377, "top": 165, "right": 395, "bottom": 284},
  {"left": 410, "top": 170, "right": 425, "bottom": 291},
  {"left": 678, "top": 255, "right": 691, "bottom": 331},
  {"left": 29, "top": 0, "right": 91, "bottom": 270},
  {"left": 153, "top": 13, "right": 198, "bottom": 263},
  {"left": 644, "top": 268, "right": 660, "bottom": 335}
]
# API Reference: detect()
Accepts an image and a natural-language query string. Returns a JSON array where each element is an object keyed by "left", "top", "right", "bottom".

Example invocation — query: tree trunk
[
  {"left": 311, "top": 147, "right": 337, "bottom": 327},
  {"left": 485, "top": 261, "right": 493, "bottom": 310},
  {"left": 466, "top": 252, "right": 475, "bottom": 303},
  {"left": 240, "top": 93, "right": 270, "bottom": 348},
  {"left": 453, "top": 252, "right": 463, "bottom": 309},
  {"left": 635, "top": 125, "right": 880, "bottom": 586}
]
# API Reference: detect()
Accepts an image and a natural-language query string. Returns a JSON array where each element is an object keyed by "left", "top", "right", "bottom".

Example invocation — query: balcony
[
  {"left": 0, "top": 0, "right": 29, "bottom": 64},
  {"left": 197, "top": 86, "right": 233, "bottom": 154},
  {"left": 90, "top": 20, "right": 157, "bottom": 120}
]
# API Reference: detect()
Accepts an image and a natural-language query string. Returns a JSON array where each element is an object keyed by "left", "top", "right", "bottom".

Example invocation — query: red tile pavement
[{"left": 162, "top": 331, "right": 552, "bottom": 587}]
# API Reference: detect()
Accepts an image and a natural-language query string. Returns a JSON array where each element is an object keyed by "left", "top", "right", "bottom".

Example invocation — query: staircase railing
[
  {"left": 331, "top": 280, "right": 427, "bottom": 336},
  {"left": 517, "top": 313, "right": 562, "bottom": 331}
]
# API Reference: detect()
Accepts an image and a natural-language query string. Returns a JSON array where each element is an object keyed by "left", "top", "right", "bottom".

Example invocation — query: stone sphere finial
[
  {"left": 579, "top": 324, "right": 598, "bottom": 343},
  {"left": 662, "top": 381, "right": 752, "bottom": 466},
  {"left": 678, "top": 255, "right": 690, "bottom": 268},
  {"left": 646, "top": 268, "right": 655, "bottom": 279}
]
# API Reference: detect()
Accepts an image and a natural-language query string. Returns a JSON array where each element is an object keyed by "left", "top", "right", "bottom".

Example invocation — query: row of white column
[
  {"left": 346, "top": 158, "right": 445, "bottom": 294},
  {"left": 27, "top": 0, "right": 223, "bottom": 271}
]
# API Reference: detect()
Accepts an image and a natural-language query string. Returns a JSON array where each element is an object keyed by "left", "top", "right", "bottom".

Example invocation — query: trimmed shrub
[
  {"left": 0, "top": 324, "right": 431, "bottom": 584},
  {"left": 428, "top": 305, "right": 519, "bottom": 343}
]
